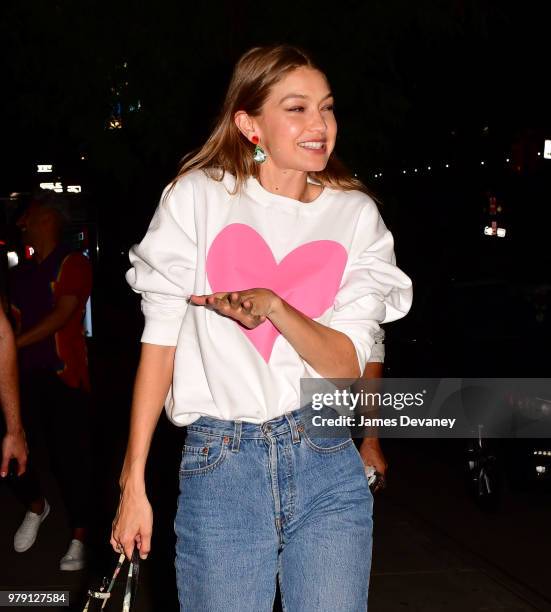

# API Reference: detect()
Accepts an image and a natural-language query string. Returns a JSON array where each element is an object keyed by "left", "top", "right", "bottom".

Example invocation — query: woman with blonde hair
[{"left": 111, "top": 44, "right": 412, "bottom": 611}]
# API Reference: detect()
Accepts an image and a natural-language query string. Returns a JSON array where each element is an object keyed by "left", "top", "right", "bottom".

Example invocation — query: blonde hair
[{"left": 170, "top": 44, "right": 372, "bottom": 196}]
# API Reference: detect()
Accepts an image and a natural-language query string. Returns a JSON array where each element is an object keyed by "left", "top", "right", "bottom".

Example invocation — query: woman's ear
[{"left": 234, "top": 110, "right": 257, "bottom": 142}]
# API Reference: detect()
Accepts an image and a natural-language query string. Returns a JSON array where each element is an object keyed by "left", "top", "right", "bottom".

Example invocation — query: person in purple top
[{"left": 8, "top": 190, "right": 93, "bottom": 571}]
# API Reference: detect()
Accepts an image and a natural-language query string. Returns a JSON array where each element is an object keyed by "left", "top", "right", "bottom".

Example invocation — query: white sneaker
[
  {"left": 59, "top": 539, "right": 86, "bottom": 571},
  {"left": 14, "top": 499, "right": 51, "bottom": 552}
]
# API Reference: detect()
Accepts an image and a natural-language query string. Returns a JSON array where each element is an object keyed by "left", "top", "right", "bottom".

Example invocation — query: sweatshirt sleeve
[
  {"left": 327, "top": 198, "right": 413, "bottom": 374},
  {"left": 125, "top": 176, "right": 197, "bottom": 346}
]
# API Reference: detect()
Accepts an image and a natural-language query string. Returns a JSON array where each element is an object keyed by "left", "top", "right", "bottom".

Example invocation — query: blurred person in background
[{"left": 8, "top": 189, "right": 93, "bottom": 571}]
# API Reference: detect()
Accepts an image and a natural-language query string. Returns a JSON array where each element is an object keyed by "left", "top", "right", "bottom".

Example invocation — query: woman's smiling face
[{"left": 256, "top": 66, "right": 337, "bottom": 172}]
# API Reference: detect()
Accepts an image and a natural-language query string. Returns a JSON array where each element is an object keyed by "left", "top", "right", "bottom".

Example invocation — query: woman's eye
[{"left": 286, "top": 104, "right": 334, "bottom": 112}]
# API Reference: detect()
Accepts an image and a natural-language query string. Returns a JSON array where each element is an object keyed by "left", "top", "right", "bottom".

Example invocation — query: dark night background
[
  {"left": 1, "top": 1, "right": 550, "bottom": 339},
  {"left": 1, "top": 1, "right": 551, "bottom": 611}
]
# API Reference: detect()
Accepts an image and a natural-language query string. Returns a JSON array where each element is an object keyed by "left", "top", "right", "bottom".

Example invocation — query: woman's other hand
[
  {"left": 359, "top": 438, "right": 388, "bottom": 493},
  {"left": 189, "top": 289, "right": 280, "bottom": 329},
  {"left": 110, "top": 484, "right": 153, "bottom": 561}
]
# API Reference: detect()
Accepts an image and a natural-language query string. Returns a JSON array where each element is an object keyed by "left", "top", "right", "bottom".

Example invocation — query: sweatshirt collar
[{"left": 243, "top": 175, "right": 332, "bottom": 214}]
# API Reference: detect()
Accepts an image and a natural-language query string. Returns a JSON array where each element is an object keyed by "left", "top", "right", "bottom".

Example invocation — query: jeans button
[{"left": 223, "top": 436, "right": 230, "bottom": 444}]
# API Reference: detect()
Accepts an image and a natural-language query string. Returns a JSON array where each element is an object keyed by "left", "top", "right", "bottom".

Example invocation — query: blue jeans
[{"left": 174, "top": 404, "right": 374, "bottom": 611}]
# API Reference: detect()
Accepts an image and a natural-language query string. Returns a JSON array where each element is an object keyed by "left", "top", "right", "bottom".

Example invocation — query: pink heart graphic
[{"left": 206, "top": 223, "right": 348, "bottom": 362}]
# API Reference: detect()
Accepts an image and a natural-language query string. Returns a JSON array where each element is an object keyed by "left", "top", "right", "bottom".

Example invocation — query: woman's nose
[
  {"left": 310, "top": 115, "right": 326, "bottom": 129},
  {"left": 308, "top": 110, "right": 328, "bottom": 131}
]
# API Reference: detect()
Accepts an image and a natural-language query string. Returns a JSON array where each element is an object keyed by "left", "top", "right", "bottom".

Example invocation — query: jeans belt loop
[
  {"left": 232, "top": 421, "right": 242, "bottom": 453},
  {"left": 285, "top": 412, "right": 301, "bottom": 444}
]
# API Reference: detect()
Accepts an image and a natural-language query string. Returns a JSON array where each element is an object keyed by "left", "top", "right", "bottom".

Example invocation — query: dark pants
[{"left": 8, "top": 370, "right": 93, "bottom": 529}]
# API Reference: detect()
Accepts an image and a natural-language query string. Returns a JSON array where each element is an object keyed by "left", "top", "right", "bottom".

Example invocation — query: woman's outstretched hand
[
  {"left": 189, "top": 289, "right": 280, "bottom": 329},
  {"left": 111, "top": 485, "right": 153, "bottom": 561}
]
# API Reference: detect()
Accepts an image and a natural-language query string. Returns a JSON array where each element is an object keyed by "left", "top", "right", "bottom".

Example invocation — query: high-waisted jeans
[{"left": 174, "top": 404, "right": 374, "bottom": 611}]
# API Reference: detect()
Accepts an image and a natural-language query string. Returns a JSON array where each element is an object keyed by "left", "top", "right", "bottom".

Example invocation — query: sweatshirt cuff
[
  {"left": 329, "top": 323, "right": 377, "bottom": 376},
  {"left": 140, "top": 316, "right": 183, "bottom": 346}
]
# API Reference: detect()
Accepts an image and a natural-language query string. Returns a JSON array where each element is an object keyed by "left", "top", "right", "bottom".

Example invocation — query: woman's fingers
[
  {"left": 109, "top": 534, "right": 118, "bottom": 552},
  {"left": 110, "top": 494, "right": 153, "bottom": 561},
  {"left": 122, "top": 541, "right": 135, "bottom": 561},
  {"left": 137, "top": 529, "right": 151, "bottom": 560},
  {"left": 189, "top": 292, "right": 227, "bottom": 306},
  {"left": 188, "top": 294, "right": 208, "bottom": 305},
  {"left": 190, "top": 291, "right": 266, "bottom": 329},
  {"left": 111, "top": 530, "right": 136, "bottom": 560}
]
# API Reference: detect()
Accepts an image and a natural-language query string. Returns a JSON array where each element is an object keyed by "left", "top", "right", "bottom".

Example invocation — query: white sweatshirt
[{"left": 126, "top": 168, "right": 412, "bottom": 426}]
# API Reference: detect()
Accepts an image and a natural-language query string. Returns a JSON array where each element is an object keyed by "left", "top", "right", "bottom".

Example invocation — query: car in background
[{"left": 385, "top": 277, "right": 551, "bottom": 509}]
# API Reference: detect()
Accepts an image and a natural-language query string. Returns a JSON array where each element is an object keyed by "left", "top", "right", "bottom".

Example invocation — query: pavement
[{"left": 2, "top": 433, "right": 550, "bottom": 612}]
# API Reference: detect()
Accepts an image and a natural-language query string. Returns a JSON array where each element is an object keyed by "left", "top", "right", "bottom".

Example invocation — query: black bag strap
[{"left": 83, "top": 548, "right": 140, "bottom": 611}]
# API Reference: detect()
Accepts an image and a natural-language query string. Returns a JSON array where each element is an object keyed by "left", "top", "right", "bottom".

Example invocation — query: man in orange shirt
[{"left": 9, "top": 190, "right": 93, "bottom": 571}]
